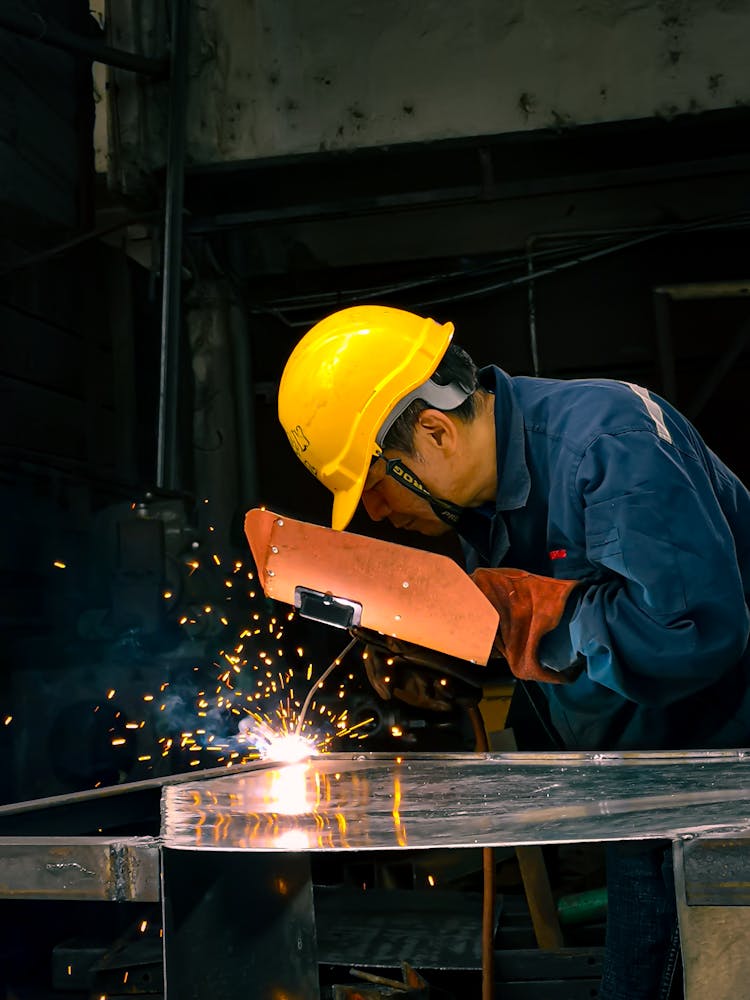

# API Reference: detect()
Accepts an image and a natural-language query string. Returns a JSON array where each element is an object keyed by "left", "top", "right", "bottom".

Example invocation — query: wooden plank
[{"left": 515, "top": 846, "right": 566, "bottom": 950}]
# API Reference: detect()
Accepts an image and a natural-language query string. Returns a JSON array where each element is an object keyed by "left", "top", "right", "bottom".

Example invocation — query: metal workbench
[{"left": 3, "top": 750, "right": 750, "bottom": 998}]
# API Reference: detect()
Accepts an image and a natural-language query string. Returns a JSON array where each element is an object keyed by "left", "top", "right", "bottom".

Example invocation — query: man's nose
[{"left": 361, "top": 487, "right": 390, "bottom": 521}]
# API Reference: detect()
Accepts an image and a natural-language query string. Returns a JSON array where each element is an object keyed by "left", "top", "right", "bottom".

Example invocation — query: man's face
[{"left": 360, "top": 450, "right": 452, "bottom": 536}]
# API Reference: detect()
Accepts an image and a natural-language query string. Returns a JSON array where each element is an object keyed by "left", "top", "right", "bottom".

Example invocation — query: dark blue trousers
[{"left": 599, "top": 841, "right": 682, "bottom": 1000}]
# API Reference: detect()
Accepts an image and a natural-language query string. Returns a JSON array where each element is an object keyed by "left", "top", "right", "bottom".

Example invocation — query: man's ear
[{"left": 415, "top": 409, "right": 459, "bottom": 453}]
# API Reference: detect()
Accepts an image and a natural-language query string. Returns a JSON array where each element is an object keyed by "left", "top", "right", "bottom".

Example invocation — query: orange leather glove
[{"left": 470, "top": 568, "right": 580, "bottom": 684}]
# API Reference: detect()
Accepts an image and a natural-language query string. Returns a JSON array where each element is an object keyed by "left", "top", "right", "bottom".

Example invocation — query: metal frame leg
[{"left": 162, "top": 848, "right": 319, "bottom": 999}]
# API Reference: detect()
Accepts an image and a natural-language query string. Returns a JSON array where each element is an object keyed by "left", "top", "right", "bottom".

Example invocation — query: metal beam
[
  {"left": 156, "top": 0, "right": 190, "bottom": 491},
  {"left": 0, "top": 759, "right": 275, "bottom": 837},
  {"left": 0, "top": 7, "right": 168, "bottom": 77},
  {"left": 0, "top": 836, "right": 159, "bottom": 901},
  {"left": 652, "top": 291, "right": 678, "bottom": 403},
  {"left": 681, "top": 837, "right": 750, "bottom": 906},
  {"left": 654, "top": 281, "right": 750, "bottom": 301},
  {"left": 674, "top": 839, "right": 750, "bottom": 1000}
]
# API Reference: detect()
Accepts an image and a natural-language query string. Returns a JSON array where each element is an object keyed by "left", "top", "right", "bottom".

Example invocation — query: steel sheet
[{"left": 162, "top": 749, "right": 750, "bottom": 852}]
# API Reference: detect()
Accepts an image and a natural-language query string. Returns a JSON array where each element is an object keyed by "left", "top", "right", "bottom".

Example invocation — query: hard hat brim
[{"left": 331, "top": 481, "right": 363, "bottom": 532}]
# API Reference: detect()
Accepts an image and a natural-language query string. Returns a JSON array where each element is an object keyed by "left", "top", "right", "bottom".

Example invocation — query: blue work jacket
[{"left": 459, "top": 366, "right": 750, "bottom": 751}]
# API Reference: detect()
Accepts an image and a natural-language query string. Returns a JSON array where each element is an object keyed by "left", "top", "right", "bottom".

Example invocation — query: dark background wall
[{"left": 1, "top": 5, "right": 749, "bottom": 802}]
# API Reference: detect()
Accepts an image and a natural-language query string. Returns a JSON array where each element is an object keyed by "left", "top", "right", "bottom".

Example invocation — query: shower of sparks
[
  {"left": 77, "top": 518, "right": 376, "bottom": 781},
  {"left": 239, "top": 717, "right": 318, "bottom": 763}
]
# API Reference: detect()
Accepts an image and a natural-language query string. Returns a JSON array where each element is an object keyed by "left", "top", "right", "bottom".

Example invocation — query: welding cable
[
  {"left": 413, "top": 211, "right": 750, "bottom": 308},
  {"left": 241, "top": 212, "right": 750, "bottom": 328},
  {"left": 295, "top": 637, "right": 358, "bottom": 735},
  {"left": 466, "top": 704, "right": 495, "bottom": 1000}
]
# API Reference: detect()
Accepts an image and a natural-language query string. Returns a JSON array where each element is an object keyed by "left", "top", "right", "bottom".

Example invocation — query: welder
[{"left": 277, "top": 304, "right": 750, "bottom": 1000}]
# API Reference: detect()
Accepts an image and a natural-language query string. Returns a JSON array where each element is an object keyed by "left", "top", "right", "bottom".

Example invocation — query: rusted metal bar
[{"left": 0, "top": 836, "right": 159, "bottom": 901}]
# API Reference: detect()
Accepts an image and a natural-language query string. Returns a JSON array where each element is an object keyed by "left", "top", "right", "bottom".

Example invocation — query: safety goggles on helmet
[
  {"left": 371, "top": 373, "right": 474, "bottom": 527},
  {"left": 375, "top": 376, "right": 473, "bottom": 449}
]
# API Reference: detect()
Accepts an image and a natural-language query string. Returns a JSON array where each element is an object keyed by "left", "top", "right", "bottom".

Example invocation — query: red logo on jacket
[{"left": 549, "top": 549, "right": 567, "bottom": 560}]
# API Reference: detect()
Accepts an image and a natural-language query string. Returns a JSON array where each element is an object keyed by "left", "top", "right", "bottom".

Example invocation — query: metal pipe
[
  {"left": 652, "top": 291, "right": 678, "bottom": 403},
  {"left": 228, "top": 298, "right": 260, "bottom": 508},
  {"left": 0, "top": 8, "right": 168, "bottom": 77},
  {"left": 526, "top": 236, "right": 541, "bottom": 376},
  {"left": 156, "top": 0, "right": 189, "bottom": 491}
]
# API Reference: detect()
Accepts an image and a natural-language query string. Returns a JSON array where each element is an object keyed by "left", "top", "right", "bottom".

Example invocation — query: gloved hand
[
  {"left": 350, "top": 627, "right": 484, "bottom": 712},
  {"left": 470, "top": 567, "right": 580, "bottom": 684}
]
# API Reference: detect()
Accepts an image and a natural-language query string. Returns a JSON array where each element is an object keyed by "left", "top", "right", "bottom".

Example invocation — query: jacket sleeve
[{"left": 545, "top": 429, "right": 750, "bottom": 707}]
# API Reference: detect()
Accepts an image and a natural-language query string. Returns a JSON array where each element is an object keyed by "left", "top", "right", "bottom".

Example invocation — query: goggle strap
[{"left": 378, "top": 455, "right": 462, "bottom": 527}]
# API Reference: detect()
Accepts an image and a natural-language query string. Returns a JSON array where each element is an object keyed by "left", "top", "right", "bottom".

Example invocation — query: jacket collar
[
  {"left": 458, "top": 366, "right": 530, "bottom": 565},
  {"left": 481, "top": 365, "right": 531, "bottom": 513}
]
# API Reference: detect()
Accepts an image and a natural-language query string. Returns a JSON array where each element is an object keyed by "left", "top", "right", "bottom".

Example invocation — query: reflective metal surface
[{"left": 162, "top": 750, "right": 750, "bottom": 852}]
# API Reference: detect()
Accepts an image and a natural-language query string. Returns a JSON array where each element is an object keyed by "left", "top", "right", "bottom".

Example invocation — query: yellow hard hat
[{"left": 278, "top": 305, "right": 454, "bottom": 530}]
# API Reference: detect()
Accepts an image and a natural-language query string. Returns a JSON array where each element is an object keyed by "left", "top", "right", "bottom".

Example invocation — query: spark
[
  {"left": 243, "top": 723, "right": 318, "bottom": 763},
  {"left": 53, "top": 560, "right": 66, "bottom": 569},
  {"left": 95, "top": 516, "right": 377, "bottom": 780}
]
